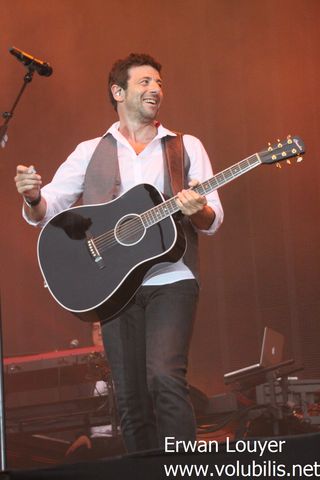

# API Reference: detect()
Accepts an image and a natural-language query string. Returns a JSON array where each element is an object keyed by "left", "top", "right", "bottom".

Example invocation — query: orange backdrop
[{"left": 0, "top": 0, "right": 319, "bottom": 395}]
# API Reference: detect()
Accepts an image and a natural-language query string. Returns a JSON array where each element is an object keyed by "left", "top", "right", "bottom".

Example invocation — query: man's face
[{"left": 122, "top": 65, "right": 163, "bottom": 122}]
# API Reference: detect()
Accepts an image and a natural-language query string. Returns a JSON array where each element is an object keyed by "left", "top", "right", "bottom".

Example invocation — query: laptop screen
[
  {"left": 259, "top": 326, "right": 284, "bottom": 367},
  {"left": 224, "top": 326, "right": 284, "bottom": 380}
]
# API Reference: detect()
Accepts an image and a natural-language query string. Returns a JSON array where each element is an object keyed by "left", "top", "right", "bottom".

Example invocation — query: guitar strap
[
  {"left": 161, "top": 134, "right": 199, "bottom": 282},
  {"left": 162, "top": 133, "right": 190, "bottom": 196}
]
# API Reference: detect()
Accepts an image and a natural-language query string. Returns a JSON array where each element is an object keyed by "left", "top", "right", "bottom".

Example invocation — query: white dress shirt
[{"left": 24, "top": 122, "right": 224, "bottom": 285}]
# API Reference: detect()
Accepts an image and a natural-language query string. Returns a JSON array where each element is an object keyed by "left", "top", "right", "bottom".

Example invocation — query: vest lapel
[{"left": 83, "top": 133, "right": 120, "bottom": 205}]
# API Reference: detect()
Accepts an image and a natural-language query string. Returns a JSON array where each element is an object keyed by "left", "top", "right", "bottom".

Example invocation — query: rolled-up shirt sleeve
[{"left": 183, "top": 134, "right": 224, "bottom": 235}]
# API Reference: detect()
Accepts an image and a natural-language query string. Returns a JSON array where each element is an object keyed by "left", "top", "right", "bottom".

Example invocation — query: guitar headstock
[{"left": 259, "top": 135, "right": 305, "bottom": 167}]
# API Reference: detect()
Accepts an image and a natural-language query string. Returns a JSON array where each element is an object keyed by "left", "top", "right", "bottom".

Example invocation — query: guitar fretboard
[{"left": 141, "top": 153, "right": 261, "bottom": 227}]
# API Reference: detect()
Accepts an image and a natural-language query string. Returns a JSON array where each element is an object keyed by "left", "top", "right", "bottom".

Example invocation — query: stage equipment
[
  {"left": 6, "top": 395, "right": 110, "bottom": 435},
  {"left": 256, "top": 378, "right": 320, "bottom": 425},
  {"left": 223, "top": 326, "right": 308, "bottom": 436},
  {"left": 4, "top": 345, "right": 106, "bottom": 403},
  {"left": 224, "top": 327, "right": 285, "bottom": 382},
  {"left": 4, "top": 346, "right": 118, "bottom": 435}
]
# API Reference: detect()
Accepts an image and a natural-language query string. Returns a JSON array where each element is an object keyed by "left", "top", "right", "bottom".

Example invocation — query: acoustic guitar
[{"left": 38, "top": 136, "right": 305, "bottom": 322}]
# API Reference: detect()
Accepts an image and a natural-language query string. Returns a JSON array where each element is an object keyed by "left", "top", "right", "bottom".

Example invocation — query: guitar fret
[
  {"left": 168, "top": 199, "right": 177, "bottom": 213},
  {"left": 197, "top": 185, "right": 206, "bottom": 196},
  {"left": 150, "top": 209, "right": 157, "bottom": 224},
  {"left": 215, "top": 173, "right": 225, "bottom": 185},
  {"left": 239, "top": 159, "right": 251, "bottom": 170},
  {"left": 208, "top": 178, "right": 218, "bottom": 190},
  {"left": 223, "top": 169, "right": 233, "bottom": 181},
  {"left": 194, "top": 155, "right": 260, "bottom": 196},
  {"left": 142, "top": 197, "right": 179, "bottom": 228},
  {"left": 142, "top": 210, "right": 152, "bottom": 227},
  {"left": 231, "top": 165, "right": 241, "bottom": 175}
]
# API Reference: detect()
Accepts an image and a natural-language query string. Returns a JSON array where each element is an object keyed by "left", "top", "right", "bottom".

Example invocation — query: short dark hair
[{"left": 108, "top": 53, "right": 162, "bottom": 111}]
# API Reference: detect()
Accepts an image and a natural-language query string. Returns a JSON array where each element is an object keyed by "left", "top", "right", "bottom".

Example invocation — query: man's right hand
[{"left": 14, "top": 165, "right": 42, "bottom": 202}]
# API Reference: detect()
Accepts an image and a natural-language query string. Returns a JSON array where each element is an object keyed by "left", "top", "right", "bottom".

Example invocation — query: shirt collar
[{"left": 103, "top": 121, "right": 177, "bottom": 143}]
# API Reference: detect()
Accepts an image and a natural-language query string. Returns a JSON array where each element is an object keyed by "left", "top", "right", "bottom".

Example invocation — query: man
[{"left": 14, "top": 53, "right": 223, "bottom": 453}]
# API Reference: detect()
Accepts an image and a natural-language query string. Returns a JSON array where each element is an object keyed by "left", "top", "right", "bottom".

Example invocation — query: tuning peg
[
  {"left": 267, "top": 142, "right": 273, "bottom": 152},
  {"left": 286, "top": 159, "right": 291, "bottom": 165},
  {"left": 276, "top": 162, "right": 282, "bottom": 169},
  {"left": 296, "top": 156, "right": 303, "bottom": 163}
]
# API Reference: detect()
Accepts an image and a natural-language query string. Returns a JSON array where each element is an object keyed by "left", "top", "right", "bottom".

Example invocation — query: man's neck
[
  {"left": 118, "top": 120, "right": 158, "bottom": 143},
  {"left": 118, "top": 117, "right": 159, "bottom": 154}
]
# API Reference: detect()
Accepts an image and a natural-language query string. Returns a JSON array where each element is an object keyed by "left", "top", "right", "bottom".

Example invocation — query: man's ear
[{"left": 111, "top": 84, "right": 123, "bottom": 102}]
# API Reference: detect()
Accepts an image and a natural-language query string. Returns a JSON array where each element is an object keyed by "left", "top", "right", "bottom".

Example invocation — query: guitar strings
[
  {"left": 92, "top": 184, "right": 205, "bottom": 252},
  {"left": 92, "top": 195, "right": 181, "bottom": 251},
  {"left": 94, "top": 217, "right": 164, "bottom": 252},
  {"left": 91, "top": 176, "right": 220, "bottom": 252},
  {"left": 94, "top": 202, "right": 178, "bottom": 251}
]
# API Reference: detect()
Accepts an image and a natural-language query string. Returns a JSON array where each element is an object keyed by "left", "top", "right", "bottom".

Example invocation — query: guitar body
[{"left": 38, "top": 184, "right": 186, "bottom": 322}]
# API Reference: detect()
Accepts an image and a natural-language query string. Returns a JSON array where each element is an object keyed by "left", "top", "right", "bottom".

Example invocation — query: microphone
[{"left": 9, "top": 46, "right": 53, "bottom": 77}]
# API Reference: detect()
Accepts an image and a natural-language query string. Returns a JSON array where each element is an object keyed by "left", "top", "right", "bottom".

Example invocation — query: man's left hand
[{"left": 176, "top": 179, "right": 207, "bottom": 216}]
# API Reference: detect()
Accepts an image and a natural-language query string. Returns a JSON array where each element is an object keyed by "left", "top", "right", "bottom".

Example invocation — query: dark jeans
[{"left": 101, "top": 279, "right": 199, "bottom": 453}]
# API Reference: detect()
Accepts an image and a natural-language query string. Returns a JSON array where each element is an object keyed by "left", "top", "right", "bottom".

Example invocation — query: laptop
[{"left": 224, "top": 326, "right": 284, "bottom": 382}]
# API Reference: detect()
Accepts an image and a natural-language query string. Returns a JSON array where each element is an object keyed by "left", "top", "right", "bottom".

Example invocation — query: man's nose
[{"left": 150, "top": 81, "right": 161, "bottom": 93}]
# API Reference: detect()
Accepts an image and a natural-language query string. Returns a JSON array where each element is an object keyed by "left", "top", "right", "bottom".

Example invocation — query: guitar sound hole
[{"left": 114, "top": 214, "right": 146, "bottom": 246}]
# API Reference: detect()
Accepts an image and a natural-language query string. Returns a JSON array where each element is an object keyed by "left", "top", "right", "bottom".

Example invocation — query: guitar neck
[{"left": 141, "top": 152, "right": 261, "bottom": 227}]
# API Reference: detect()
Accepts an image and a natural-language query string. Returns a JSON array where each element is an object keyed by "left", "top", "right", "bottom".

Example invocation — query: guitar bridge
[{"left": 87, "top": 236, "right": 105, "bottom": 269}]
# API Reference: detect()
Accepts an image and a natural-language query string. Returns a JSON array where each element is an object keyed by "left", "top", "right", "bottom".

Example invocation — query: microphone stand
[
  {"left": 0, "top": 66, "right": 35, "bottom": 471},
  {"left": 0, "top": 68, "right": 35, "bottom": 144},
  {"left": 0, "top": 294, "right": 6, "bottom": 471}
]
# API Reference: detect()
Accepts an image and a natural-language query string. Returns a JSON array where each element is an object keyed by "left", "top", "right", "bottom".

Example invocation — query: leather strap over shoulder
[{"left": 162, "top": 133, "right": 189, "bottom": 195}]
